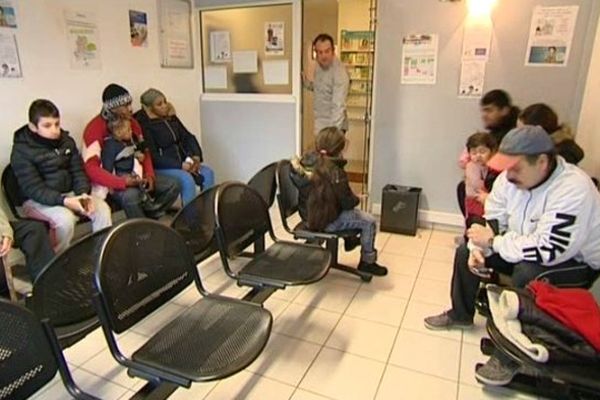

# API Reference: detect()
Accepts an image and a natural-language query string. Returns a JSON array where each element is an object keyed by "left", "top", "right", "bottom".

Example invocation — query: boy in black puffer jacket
[{"left": 10, "top": 99, "right": 112, "bottom": 253}]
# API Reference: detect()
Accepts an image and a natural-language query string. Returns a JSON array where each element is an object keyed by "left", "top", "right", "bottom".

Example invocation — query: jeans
[
  {"left": 111, "top": 175, "right": 180, "bottom": 218},
  {"left": 325, "top": 209, "right": 378, "bottom": 263},
  {"left": 156, "top": 165, "right": 216, "bottom": 205},
  {"left": 23, "top": 195, "right": 112, "bottom": 253},
  {"left": 448, "top": 243, "right": 597, "bottom": 322}
]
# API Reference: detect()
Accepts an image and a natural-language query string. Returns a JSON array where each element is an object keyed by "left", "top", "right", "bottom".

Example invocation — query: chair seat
[
  {"left": 293, "top": 221, "right": 360, "bottom": 238},
  {"left": 132, "top": 296, "right": 271, "bottom": 382},
  {"left": 239, "top": 241, "right": 331, "bottom": 287}
]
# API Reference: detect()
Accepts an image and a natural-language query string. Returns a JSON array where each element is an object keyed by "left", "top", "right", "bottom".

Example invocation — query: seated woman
[{"left": 134, "top": 88, "right": 215, "bottom": 205}]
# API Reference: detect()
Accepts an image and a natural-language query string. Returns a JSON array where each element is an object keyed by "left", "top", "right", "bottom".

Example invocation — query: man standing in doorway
[{"left": 303, "top": 33, "right": 350, "bottom": 135}]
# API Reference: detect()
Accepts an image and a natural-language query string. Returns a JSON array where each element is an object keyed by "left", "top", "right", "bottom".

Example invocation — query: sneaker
[
  {"left": 344, "top": 236, "right": 361, "bottom": 252},
  {"left": 423, "top": 311, "right": 473, "bottom": 331},
  {"left": 475, "top": 355, "right": 519, "bottom": 386},
  {"left": 357, "top": 261, "right": 388, "bottom": 276}
]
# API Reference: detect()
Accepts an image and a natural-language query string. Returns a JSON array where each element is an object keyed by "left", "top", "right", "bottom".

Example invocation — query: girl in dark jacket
[
  {"left": 290, "top": 127, "right": 387, "bottom": 276},
  {"left": 134, "top": 88, "right": 215, "bottom": 205}
]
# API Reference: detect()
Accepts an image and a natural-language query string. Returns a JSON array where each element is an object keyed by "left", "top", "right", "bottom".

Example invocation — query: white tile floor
[{"left": 31, "top": 213, "right": 542, "bottom": 400}]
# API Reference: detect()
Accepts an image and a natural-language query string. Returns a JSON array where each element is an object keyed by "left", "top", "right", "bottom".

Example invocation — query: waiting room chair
[
  {"left": 170, "top": 185, "right": 220, "bottom": 265},
  {"left": 214, "top": 182, "right": 332, "bottom": 290},
  {"left": 0, "top": 298, "right": 100, "bottom": 400},
  {"left": 26, "top": 229, "right": 110, "bottom": 349},
  {"left": 275, "top": 159, "right": 372, "bottom": 282},
  {"left": 93, "top": 219, "right": 273, "bottom": 389},
  {"left": 247, "top": 162, "right": 278, "bottom": 209}
]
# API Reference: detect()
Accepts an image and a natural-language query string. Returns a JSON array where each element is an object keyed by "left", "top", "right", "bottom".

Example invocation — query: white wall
[
  {"left": 0, "top": 0, "right": 203, "bottom": 168},
  {"left": 577, "top": 13, "right": 600, "bottom": 179},
  {"left": 371, "top": 0, "right": 600, "bottom": 220}
]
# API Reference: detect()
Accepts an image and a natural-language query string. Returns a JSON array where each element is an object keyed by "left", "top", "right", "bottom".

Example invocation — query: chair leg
[
  {"left": 128, "top": 381, "right": 179, "bottom": 400},
  {"left": 326, "top": 239, "right": 372, "bottom": 283}
]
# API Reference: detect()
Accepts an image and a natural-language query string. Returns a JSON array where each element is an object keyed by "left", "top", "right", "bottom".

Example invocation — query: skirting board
[{"left": 371, "top": 203, "right": 464, "bottom": 228}]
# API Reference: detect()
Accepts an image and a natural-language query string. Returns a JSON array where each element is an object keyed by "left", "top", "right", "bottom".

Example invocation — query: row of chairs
[{"left": 1, "top": 159, "right": 375, "bottom": 399}]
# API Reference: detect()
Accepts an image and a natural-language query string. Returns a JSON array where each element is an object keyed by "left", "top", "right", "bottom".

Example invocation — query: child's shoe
[
  {"left": 343, "top": 235, "right": 361, "bottom": 252},
  {"left": 357, "top": 261, "right": 388, "bottom": 276}
]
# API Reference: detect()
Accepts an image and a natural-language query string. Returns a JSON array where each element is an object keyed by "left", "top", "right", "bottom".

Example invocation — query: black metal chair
[
  {"left": 93, "top": 219, "right": 273, "bottom": 389},
  {"left": 1, "top": 164, "right": 25, "bottom": 218},
  {"left": 275, "top": 159, "right": 372, "bottom": 282},
  {"left": 247, "top": 162, "right": 278, "bottom": 209},
  {"left": 478, "top": 318, "right": 600, "bottom": 400},
  {"left": 26, "top": 229, "right": 111, "bottom": 349},
  {"left": 0, "top": 298, "right": 100, "bottom": 400},
  {"left": 214, "top": 182, "right": 332, "bottom": 290},
  {"left": 170, "top": 186, "right": 220, "bottom": 265}
]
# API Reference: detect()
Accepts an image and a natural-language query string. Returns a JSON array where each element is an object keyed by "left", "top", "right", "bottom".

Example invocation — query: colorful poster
[
  {"left": 210, "top": 30, "right": 231, "bottom": 63},
  {"left": 0, "top": 0, "right": 17, "bottom": 28},
  {"left": 459, "top": 60, "right": 486, "bottom": 98},
  {"left": 265, "top": 22, "right": 284, "bottom": 55},
  {"left": 0, "top": 32, "right": 22, "bottom": 77},
  {"left": 401, "top": 34, "right": 438, "bottom": 85},
  {"left": 65, "top": 10, "right": 101, "bottom": 70},
  {"left": 525, "top": 6, "right": 578, "bottom": 67},
  {"left": 129, "top": 10, "right": 148, "bottom": 47}
]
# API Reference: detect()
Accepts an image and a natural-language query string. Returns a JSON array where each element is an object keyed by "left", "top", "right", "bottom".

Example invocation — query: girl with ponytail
[{"left": 290, "top": 127, "right": 387, "bottom": 276}]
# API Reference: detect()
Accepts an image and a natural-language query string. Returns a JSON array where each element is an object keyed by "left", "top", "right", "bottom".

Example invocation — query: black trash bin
[{"left": 380, "top": 185, "right": 422, "bottom": 236}]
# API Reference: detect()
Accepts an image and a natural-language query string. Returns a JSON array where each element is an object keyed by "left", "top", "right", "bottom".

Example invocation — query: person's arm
[
  {"left": 492, "top": 176, "right": 594, "bottom": 265},
  {"left": 464, "top": 162, "right": 484, "bottom": 198},
  {"left": 11, "top": 147, "right": 64, "bottom": 206},
  {"left": 131, "top": 119, "right": 155, "bottom": 179},
  {"left": 66, "top": 137, "right": 91, "bottom": 196},
  {"left": 82, "top": 118, "right": 128, "bottom": 190},
  {"left": 332, "top": 167, "right": 359, "bottom": 210},
  {"left": 331, "top": 65, "right": 350, "bottom": 130},
  {"left": 0, "top": 207, "right": 13, "bottom": 243},
  {"left": 458, "top": 148, "right": 470, "bottom": 169}
]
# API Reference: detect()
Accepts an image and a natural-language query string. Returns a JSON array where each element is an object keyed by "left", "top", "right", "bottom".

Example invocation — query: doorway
[{"left": 301, "top": 0, "right": 378, "bottom": 208}]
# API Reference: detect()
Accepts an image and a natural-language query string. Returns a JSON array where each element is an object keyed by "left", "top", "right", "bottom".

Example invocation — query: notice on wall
[
  {"left": 205, "top": 65, "right": 228, "bottom": 89},
  {"left": 265, "top": 22, "right": 284, "bottom": 56},
  {"left": 210, "top": 31, "right": 231, "bottom": 63},
  {"left": 462, "top": 20, "right": 492, "bottom": 61},
  {"left": 401, "top": 34, "right": 438, "bottom": 85},
  {"left": 232, "top": 50, "right": 258, "bottom": 73},
  {"left": 129, "top": 10, "right": 148, "bottom": 47},
  {"left": 65, "top": 11, "right": 101, "bottom": 70},
  {"left": 0, "top": 0, "right": 17, "bottom": 28},
  {"left": 525, "top": 5, "right": 578, "bottom": 67},
  {"left": 458, "top": 60, "right": 486, "bottom": 99},
  {"left": 0, "top": 33, "right": 21, "bottom": 77},
  {"left": 263, "top": 59, "right": 288, "bottom": 85}
]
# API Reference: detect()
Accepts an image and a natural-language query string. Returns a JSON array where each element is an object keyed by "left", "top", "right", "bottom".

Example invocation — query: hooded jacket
[
  {"left": 485, "top": 157, "right": 600, "bottom": 269},
  {"left": 133, "top": 109, "right": 203, "bottom": 170},
  {"left": 10, "top": 125, "right": 90, "bottom": 206},
  {"left": 290, "top": 152, "right": 359, "bottom": 226},
  {"left": 549, "top": 125, "right": 584, "bottom": 165}
]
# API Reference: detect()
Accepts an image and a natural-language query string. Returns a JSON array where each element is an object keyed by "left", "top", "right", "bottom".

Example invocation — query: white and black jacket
[{"left": 484, "top": 157, "right": 600, "bottom": 269}]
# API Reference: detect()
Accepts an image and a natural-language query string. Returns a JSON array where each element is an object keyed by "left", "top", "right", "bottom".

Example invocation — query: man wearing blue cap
[{"left": 424, "top": 125, "right": 600, "bottom": 383}]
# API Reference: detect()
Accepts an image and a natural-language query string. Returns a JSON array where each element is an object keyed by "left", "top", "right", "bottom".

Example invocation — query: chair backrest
[
  {"left": 275, "top": 160, "right": 300, "bottom": 220},
  {"left": 215, "top": 182, "right": 272, "bottom": 258},
  {"left": 247, "top": 162, "right": 277, "bottom": 209},
  {"left": 0, "top": 298, "right": 58, "bottom": 400},
  {"left": 1, "top": 164, "right": 24, "bottom": 217},
  {"left": 28, "top": 229, "right": 110, "bottom": 330},
  {"left": 170, "top": 186, "right": 219, "bottom": 263},
  {"left": 95, "top": 219, "right": 196, "bottom": 333}
]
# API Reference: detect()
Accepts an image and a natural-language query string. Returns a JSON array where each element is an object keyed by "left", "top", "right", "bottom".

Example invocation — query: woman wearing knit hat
[
  {"left": 82, "top": 83, "right": 180, "bottom": 217},
  {"left": 134, "top": 88, "right": 215, "bottom": 205}
]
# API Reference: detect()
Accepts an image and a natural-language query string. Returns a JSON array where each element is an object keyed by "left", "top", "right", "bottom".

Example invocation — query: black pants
[
  {"left": 457, "top": 181, "right": 466, "bottom": 217},
  {"left": 111, "top": 175, "right": 180, "bottom": 219},
  {"left": 448, "top": 243, "right": 597, "bottom": 322},
  {"left": 0, "top": 219, "right": 55, "bottom": 295}
]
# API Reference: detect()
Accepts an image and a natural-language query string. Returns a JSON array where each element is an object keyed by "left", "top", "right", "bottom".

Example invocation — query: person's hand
[
  {"left": 0, "top": 236, "right": 13, "bottom": 257},
  {"left": 475, "top": 190, "right": 489, "bottom": 205},
  {"left": 79, "top": 194, "right": 95, "bottom": 216},
  {"left": 182, "top": 162, "right": 193, "bottom": 172},
  {"left": 125, "top": 175, "right": 142, "bottom": 187},
  {"left": 63, "top": 196, "right": 87, "bottom": 215},
  {"left": 303, "top": 46, "right": 317, "bottom": 83},
  {"left": 468, "top": 248, "right": 492, "bottom": 278},
  {"left": 467, "top": 223, "right": 494, "bottom": 249},
  {"left": 146, "top": 175, "right": 156, "bottom": 192}
]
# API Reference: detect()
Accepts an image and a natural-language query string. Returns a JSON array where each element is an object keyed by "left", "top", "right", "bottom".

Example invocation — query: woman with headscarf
[{"left": 134, "top": 88, "right": 215, "bottom": 205}]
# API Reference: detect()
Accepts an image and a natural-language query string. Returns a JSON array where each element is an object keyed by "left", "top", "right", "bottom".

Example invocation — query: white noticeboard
[{"left": 158, "top": 0, "right": 193, "bottom": 68}]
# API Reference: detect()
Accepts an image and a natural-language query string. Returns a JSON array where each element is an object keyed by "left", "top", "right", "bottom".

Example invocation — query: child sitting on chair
[
  {"left": 101, "top": 118, "right": 178, "bottom": 218},
  {"left": 464, "top": 132, "right": 499, "bottom": 225},
  {"left": 290, "top": 127, "right": 387, "bottom": 276}
]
